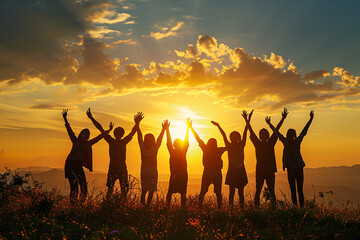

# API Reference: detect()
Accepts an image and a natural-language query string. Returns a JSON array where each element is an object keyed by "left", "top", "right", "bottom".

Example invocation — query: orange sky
[{"left": 1, "top": 0, "right": 360, "bottom": 174}]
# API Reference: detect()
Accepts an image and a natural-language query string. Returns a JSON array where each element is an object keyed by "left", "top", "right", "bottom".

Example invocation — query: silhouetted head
[
  {"left": 114, "top": 127, "right": 125, "bottom": 139},
  {"left": 259, "top": 128, "right": 269, "bottom": 142},
  {"left": 78, "top": 129, "right": 90, "bottom": 141},
  {"left": 174, "top": 138, "right": 184, "bottom": 150},
  {"left": 229, "top": 131, "right": 241, "bottom": 143},
  {"left": 207, "top": 138, "right": 217, "bottom": 148},
  {"left": 286, "top": 129, "right": 297, "bottom": 140},
  {"left": 144, "top": 133, "right": 156, "bottom": 148}
]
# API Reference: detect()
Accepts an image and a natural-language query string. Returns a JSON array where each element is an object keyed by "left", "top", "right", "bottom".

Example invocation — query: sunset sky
[{"left": 0, "top": 0, "right": 359, "bottom": 175}]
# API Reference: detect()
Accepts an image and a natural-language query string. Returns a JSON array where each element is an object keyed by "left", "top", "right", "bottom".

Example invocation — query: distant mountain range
[{"left": 11, "top": 164, "right": 360, "bottom": 208}]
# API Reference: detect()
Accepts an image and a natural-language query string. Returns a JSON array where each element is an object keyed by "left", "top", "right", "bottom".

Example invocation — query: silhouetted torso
[
  {"left": 250, "top": 133, "right": 278, "bottom": 175},
  {"left": 64, "top": 123, "right": 93, "bottom": 175},
  {"left": 140, "top": 146, "right": 158, "bottom": 169},
  {"left": 227, "top": 142, "right": 245, "bottom": 169},
  {"left": 279, "top": 135, "right": 305, "bottom": 169},
  {"left": 199, "top": 142, "right": 225, "bottom": 172},
  {"left": 169, "top": 145, "right": 189, "bottom": 175},
  {"left": 105, "top": 135, "right": 132, "bottom": 171}
]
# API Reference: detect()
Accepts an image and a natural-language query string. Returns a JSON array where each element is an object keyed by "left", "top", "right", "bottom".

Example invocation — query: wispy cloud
[{"left": 149, "top": 21, "right": 184, "bottom": 40}]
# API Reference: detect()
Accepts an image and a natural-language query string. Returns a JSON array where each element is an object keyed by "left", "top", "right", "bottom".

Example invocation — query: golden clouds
[{"left": 150, "top": 21, "right": 184, "bottom": 40}]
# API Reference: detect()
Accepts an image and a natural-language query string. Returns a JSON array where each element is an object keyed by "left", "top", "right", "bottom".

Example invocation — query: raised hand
[
  {"left": 62, "top": 109, "right": 68, "bottom": 119},
  {"left": 135, "top": 112, "right": 144, "bottom": 124},
  {"left": 249, "top": 109, "right": 254, "bottom": 121},
  {"left": 86, "top": 108, "right": 93, "bottom": 119},
  {"left": 108, "top": 122, "right": 114, "bottom": 131},
  {"left": 282, "top": 108, "right": 289, "bottom": 119},
  {"left": 162, "top": 119, "right": 170, "bottom": 129},
  {"left": 186, "top": 118, "right": 192, "bottom": 128},
  {"left": 265, "top": 116, "right": 271, "bottom": 124},
  {"left": 241, "top": 110, "right": 248, "bottom": 121},
  {"left": 211, "top": 121, "right": 219, "bottom": 127},
  {"left": 310, "top": 110, "right": 314, "bottom": 119}
]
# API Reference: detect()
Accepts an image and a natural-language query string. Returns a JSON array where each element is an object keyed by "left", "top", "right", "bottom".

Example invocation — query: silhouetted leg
[
  {"left": 181, "top": 193, "right": 186, "bottom": 208},
  {"left": 214, "top": 170, "right": 223, "bottom": 209},
  {"left": 287, "top": 168, "right": 297, "bottom": 206},
  {"left": 121, "top": 186, "right": 128, "bottom": 199},
  {"left": 266, "top": 174, "right": 276, "bottom": 206},
  {"left": 215, "top": 192, "right": 222, "bottom": 209},
  {"left": 238, "top": 186, "right": 245, "bottom": 209},
  {"left": 141, "top": 191, "right": 146, "bottom": 205},
  {"left": 199, "top": 191, "right": 207, "bottom": 207},
  {"left": 147, "top": 191, "right": 154, "bottom": 207},
  {"left": 229, "top": 186, "right": 236, "bottom": 206},
  {"left": 255, "top": 174, "right": 264, "bottom": 207},
  {"left": 106, "top": 186, "right": 114, "bottom": 199},
  {"left": 68, "top": 175, "right": 78, "bottom": 204},
  {"left": 199, "top": 171, "right": 210, "bottom": 207},
  {"left": 166, "top": 192, "right": 172, "bottom": 205},
  {"left": 77, "top": 168, "right": 87, "bottom": 203},
  {"left": 106, "top": 172, "right": 116, "bottom": 199},
  {"left": 296, "top": 168, "right": 304, "bottom": 207},
  {"left": 120, "top": 170, "right": 129, "bottom": 200}
]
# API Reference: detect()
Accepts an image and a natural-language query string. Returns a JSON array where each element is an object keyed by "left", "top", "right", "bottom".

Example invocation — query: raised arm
[
  {"left": 137, "top": 119, "right": 144, "bottom": 149},
  {"left": 275, "top": 108, "right": 288, "bottom": 132},
  {"left": 242, "top": 109, "right": 258, "bottom": 142},
  {"left": 184, "top": 118, "right": 191, "bottom": 148},
  {"left": 211, "top": 121, "right": 229, "bottom": 147},
  {"left": 189, "top": 122, "right": 205, "bottom": 149},
  {"left": 123, "top": 112, "right": 144, "bottom": 144},
  {"left": 155, "top": 122, "right": 166, "bottom": 149},
  {"left": 89, "top": 122, "right": 113, "bottom": 146},
  {"left": 62, "top": 109, "right": 77, "bottom": 143},
  {"left": 241, "top": 124, "right": 249, "bottom": 146},
  {"left": 298, "top": 110, "right": 314, "bottom": 141},
  {"left": 86, "top": 108, "right": 106, "bottom": 132},
  {"left": 266, "top": 116, "right": 285, "bottom": 142},
  {"left": 86, "top": 107, "right": 115, "bottom": 143},
  {"left": 164, "top": 120, "right": 173, "bottom": 152}
]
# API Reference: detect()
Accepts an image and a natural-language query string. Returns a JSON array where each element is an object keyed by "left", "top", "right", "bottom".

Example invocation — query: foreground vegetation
[{"left": 1, "top": 169, "right": 359, "bottom": 240}]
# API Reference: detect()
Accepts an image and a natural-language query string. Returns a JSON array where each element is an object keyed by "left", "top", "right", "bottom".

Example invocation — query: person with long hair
[
  {"left": 211, "top": 110, "right": 252, "bottom": 208},
  {"left": 137, "top": 114, "right": 166, "bottom": 206},
  {"left": 266, "top": 110, "right": 314, "bottom": 207},
  {"left": 62, "top": 109, "right": 111, "bottom": 203},
  {"left": 165, "top": 119, "right": 191, "bottom": 208},
  {"left": 189, "top": 121, "right": 227, "bottom": 208}
]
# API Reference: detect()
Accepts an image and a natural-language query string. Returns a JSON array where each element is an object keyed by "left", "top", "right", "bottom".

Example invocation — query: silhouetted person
[
  {"left": 62, "top": 109, "right": 110, "bottom": 204},
  {"left": 190, "top": 121, "right": 226, "bottom": 208},
  {"left": 86, "top": 108, "right": 142, "bottom": 199},
  {"left": 211, "top": 110, "right": 252, "bottom": 208},
  {"left": 266, "top": 110, "right": 314, "bottom": 207},
  {"left": 165, "top": 119, "right": 190, "bottom": 208},
  {"left": 137, "top": 115, "right": 166, "bottom": 207},
  {"left": 246, "top": 108, "right": 288, "bottom": 207}
]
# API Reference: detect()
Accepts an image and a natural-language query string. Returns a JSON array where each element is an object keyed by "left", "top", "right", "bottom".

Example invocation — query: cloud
[
  {"left": 197, "top": 35, "right": 218, "bottom": 57},
  {"left": 150, "top": 21, "right": 184, "bottom": 40},
  {"left": 30, "top": 104, "right": 65, "bottom": 110},
  {"left": 87, "top": 26, "right": 121, "bottom": 39},
  {"left": 1, "top": 3, "right": 359, "bottom": 114},
  {"left": 0, "top": 0, "right": 119, "bottom": 85},
  {"left": 65, "top": 36, "right": 119, "bottom": 85},
  {"left": 175, "top": 44, "right": 198, "bottom": 59},
  {"left": 112, "top": 39, "right": 137, "bottom": 45},
  {"left": 90, "top": 9, "right": 132, "bottom": 24}
]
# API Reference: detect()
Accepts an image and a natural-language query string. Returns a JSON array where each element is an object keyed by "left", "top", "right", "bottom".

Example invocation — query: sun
[{"left": 166, "top": 107, "right": 204, "bottom": 145}]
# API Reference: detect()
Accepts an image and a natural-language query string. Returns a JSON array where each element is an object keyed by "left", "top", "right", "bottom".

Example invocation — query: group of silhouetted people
[{"left": 62, "top": 107, "right": 314, "bottom": 208}]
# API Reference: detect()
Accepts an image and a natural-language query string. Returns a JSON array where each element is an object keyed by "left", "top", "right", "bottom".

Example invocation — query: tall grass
[{"left": 0, "top": 169, "right": 359, "bottom": 239}]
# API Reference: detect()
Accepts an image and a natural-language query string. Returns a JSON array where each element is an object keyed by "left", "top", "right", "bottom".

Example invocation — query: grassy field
[{"left": 1, "top": 169, "right": 359, "bottom": 240}]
